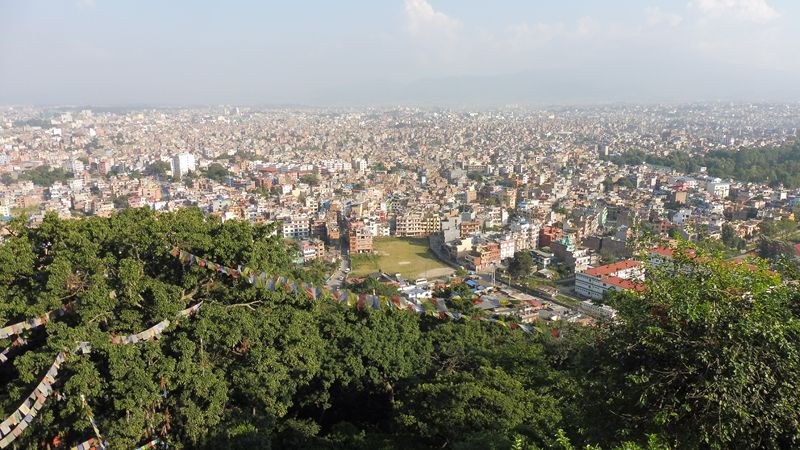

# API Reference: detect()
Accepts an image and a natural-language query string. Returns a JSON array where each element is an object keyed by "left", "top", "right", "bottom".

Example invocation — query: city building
[
  {"left": 172, "top": 153, "right": 196, "bottom": 177},
  {"left": 575, "top": 260, "right": 644, "bottom": 300}
]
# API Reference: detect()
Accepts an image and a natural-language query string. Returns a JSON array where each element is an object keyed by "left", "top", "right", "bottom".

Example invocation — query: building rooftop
[
  {"left": 583, "top": 260, "right": 641, "bottom": 277},
  {"left": 602, "top": 276, "right": 645, "bottom": 292}
]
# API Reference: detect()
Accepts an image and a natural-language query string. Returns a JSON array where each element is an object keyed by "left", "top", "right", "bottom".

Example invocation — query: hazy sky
[{"left": 2, "top": 0, "right": 799, "bottom": 105}]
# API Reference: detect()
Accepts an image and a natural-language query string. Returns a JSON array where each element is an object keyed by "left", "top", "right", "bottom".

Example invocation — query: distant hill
[{"left": 307, "top": 67, "right": 800, "bottom": 107}]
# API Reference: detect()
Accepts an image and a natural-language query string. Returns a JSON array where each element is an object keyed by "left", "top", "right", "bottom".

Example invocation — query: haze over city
[
  {"left": 3, "top": 0, "right": 800, "bottom": 105},
  {"left": 2, "top": 2, "right": 800, "bottom": 450}
]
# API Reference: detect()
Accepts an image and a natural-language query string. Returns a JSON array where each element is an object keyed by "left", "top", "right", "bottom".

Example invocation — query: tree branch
[
  {"left": 225, "top": 300, "right": 262, "bottom": 310},
  {"left": 180, "top": 286, "right": 199, "bottom": 302}
]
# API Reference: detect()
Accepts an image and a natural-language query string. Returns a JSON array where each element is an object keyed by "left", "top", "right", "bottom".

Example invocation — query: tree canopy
[
  {"left": 19, "top": 166, "right": 72, "bottom": 187},
  {"left": 146, "top": 161, "right": 172, "bottom": 178},
  {"left": 0, "top": 210, "right": 798, "bottom": 449},
  {"left": 204, "top": 163, "right": 230, "bottom": 183},
  {"left": 579, "top": 249, "right": 800, "bottom": 449},
  {"left": 299, "top": 174, "right": 320, "bottom": 186},
  {"left": 508, "top": 251, "right": 534, "bottom": 279},
  {"left": 610, "top": 143, "right": 800, "bottom": 188}
]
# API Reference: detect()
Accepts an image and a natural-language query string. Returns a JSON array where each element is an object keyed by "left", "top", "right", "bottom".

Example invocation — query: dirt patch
[
  {"left": 417, "top": 267, "right": 455, "bottom": 280},
  {"left": 397, "top": 261, "right": 411, "bottom": 265}
]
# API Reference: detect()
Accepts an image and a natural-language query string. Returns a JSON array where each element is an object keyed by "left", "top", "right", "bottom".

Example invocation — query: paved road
[
  {"left": 472, "top": 272, "right": 589, "bottom": 320},
  {"left": 325, "top": 253, "right": 350, "bottom": 291},
  {"left": 428, "top": 236, "right": 602, "bottom": 319}
]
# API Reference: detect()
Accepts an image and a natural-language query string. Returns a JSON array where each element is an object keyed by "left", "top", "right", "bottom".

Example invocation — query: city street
[{"left": 325, "top": 254, "right": 350, "bottom": 291}]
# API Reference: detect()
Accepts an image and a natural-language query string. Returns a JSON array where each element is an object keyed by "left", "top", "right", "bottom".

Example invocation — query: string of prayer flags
[
  {"left": 110, "top": 303, "right": 202, "bottom": 345},
  {"left": 0, "top": 304, "right": 72, "bottom": 340},
  {"left": 133, "top": 438, "right": 167, "bottom": 449},
  {"left": 75, "top": 341, "right": 92, "bottom": 355},
  {"left": 70, "top": 437, "right": 106, "bottom": 450},
  {"left": 171, "top": 248, "right": 539, "bottom": 335},
  {"left": 0, "top": 337, "right": 26, "bottom": 365},
  {"left": 0, "top": 303, "right": 201, "bottom": 447},
  {"left": 176, "top": 302, "right": 203, "bottom": 319},
  {"left": 111, "top": 320, "right": 170, "bottom": 345},
  {"left": 430, "top": 298, "right": 449, "bottom": 319},
  {"left": 79, "top": 395, "right": 106, "bottom": 449},
  {"left": 0, "top": 299, "right": 201, "bottom": 447},
  {"left": 0, "top": 351, "right": 66, "bottom": 449}
]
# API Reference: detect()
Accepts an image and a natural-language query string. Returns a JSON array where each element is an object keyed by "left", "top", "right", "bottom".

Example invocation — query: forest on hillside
[
  {"left": 0, "top": 208, "right": 798, "bottom": 449},
  {"left": 609, "top": 142, "right": 800, "bottom": 188}
]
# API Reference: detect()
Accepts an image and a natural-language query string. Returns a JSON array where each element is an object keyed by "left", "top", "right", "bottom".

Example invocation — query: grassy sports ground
[{"left": 349, "top": 237, "right": 453, "bottom": 280}]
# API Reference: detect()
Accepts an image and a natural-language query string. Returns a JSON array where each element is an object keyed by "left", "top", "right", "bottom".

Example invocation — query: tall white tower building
[{"left": 172, "top": 153, "right": 196, "bottom": 176}]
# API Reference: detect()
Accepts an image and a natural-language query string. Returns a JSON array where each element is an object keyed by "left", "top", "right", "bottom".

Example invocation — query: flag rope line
[
  {"left": 132, "top": 438, "right": 167, "bottom": 449},
  {"left": 70, "top": 437, "right": 104, "bottom": 450},
  {"left": 0, "top": 337, "right": 26, "bottom": 365},
  {"left": 0, "top": 244, "right": 544, "bottom": 448},
  {"left": 0, "top": 303, "right": 201, "bottom": 449},
  {"left": 0, "top": 304, "right": 72, "bottom": 340},
  {"left": 79, "top": 395, "right": 107, "bottom": 450},
  {"left": 0, "top": 351, "right": 65, "bottom": 448},
  {"left": 172, "top": 248, "right": 541, "bottom": 334}
]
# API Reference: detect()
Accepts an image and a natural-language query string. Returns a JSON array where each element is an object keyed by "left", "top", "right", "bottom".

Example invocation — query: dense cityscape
[
  {"left": 2, "top": 104, "right": 799, "bottom": 322},
  {"left": 3, "top": 1, "right": 800, "bottom": 449}
]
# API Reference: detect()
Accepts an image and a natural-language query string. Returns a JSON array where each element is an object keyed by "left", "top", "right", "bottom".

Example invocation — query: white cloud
[
  {"left": 646, "top": 6, "right": 684, "bottom": 27},
  {"left": 691, "top": 0, "right": 779, "bottom": 24},
  {"left": 576, "top": 16, "right": 598, "bottom": 36},
  {"left": 404, "top": 0, "right": 462, "bottom": 39}
]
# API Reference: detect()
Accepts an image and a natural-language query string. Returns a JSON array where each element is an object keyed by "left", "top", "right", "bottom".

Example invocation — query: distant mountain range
[{"left": 306, "top": 68, "right": 800, "bottom": 107}]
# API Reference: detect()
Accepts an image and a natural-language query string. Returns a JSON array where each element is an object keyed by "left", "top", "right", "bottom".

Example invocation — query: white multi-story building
[
  {"left": 706, "top": 180, "right": 730, "bottom": 198},
  {"left": 364, "top": 217, "right": 390, "bottom": 237},
  {"left": 281, "top": 217, "right": 310, "bottom": 240},
  {"left": 300, "top": 239, "right": 325, "bottom": 262},
  {"left": 68, "top": 178, "right": 85, "bottom": 193},
  {"left": 672, "top": 208, "right": 693, "bottom": 225},
  {"left": 67, "top": 158, "right": 85, "bottom": 174},
  {"left": 353, "top": 158, "right": 368, "bottom": 173},
  {"left": 498, "top": 236, "right": 516, "bottom": 260},
  {"left": 575, "top": 260, "right": 643, "bottom": 301},
  {"left": 171, "top": 153, "right": 196, "bottom": 177}
]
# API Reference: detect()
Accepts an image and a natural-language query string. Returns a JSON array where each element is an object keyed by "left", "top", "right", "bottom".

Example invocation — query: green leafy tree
[
  {"left": 298, "top": 174, "right": 319, "bottom": 186},
  {"left": 347, "top": 277, "right": 400, "bottom": 297},
  {"left": 2, "top": 208, "right": 797, "bottom": 449},
  {"left": 204, "top": 163, "right": 230, "bottom": 183},
  {"left": 467, "top": 171, "right": 483, "bottom": 182},
  {"left": 759, "top": 218, "right": 797, "bottom": 237},
  {"left": 721, "top": 223, "right": 746, "bottom": 250},
  {"left": 146, "top": 160, "right": 172, "bottom": 178},
  {"left": 509, "top": 251, "right": 534, "bottom": 279},
  {"left": 611, "top": 143, "right": 800, "bottom": 188},
  {"left": 20, "top": 165, "right": 72, "bottom": 187},
  {"left": 582, "top": 249, "right": 800, "bottom": 449},
  {"left": 758, "top": 236, "right": 795, "bottom": 260}
]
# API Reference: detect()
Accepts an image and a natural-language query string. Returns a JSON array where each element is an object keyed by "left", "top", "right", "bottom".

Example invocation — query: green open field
[{"left": 350, "top": 237, "right": 453, "bottom": 280}]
